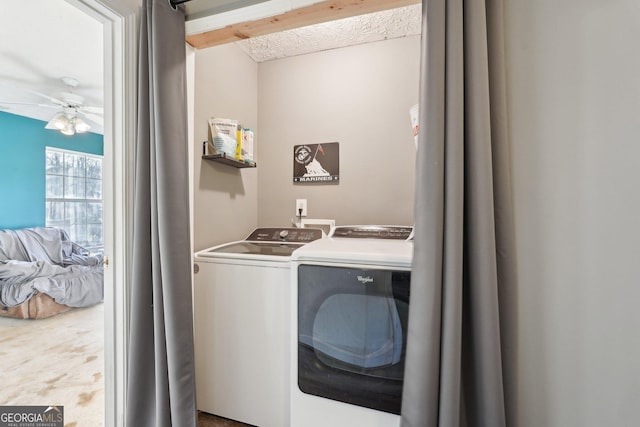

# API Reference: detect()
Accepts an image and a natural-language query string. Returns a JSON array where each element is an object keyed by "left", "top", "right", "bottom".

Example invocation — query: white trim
[
  {"left": 64, "top": 1, "right": 137, "bottom": 426},
  {"left": 45, "top": 146, "right": 104, "bottom": 159},
  {"left": 187, "top": 42, "right": 195, "bottom": 307}
]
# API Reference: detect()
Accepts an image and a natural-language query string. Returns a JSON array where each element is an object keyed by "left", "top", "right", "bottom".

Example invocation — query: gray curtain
[
  {"left": 126, "top": 0, "right": 196, "bottom": 426},
  {"left": 401, "top": 0, "right": 517, "bottom": 426}
]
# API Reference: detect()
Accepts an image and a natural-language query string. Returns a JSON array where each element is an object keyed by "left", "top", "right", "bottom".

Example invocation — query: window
[{"left": 46, "top": 148, "right": 103, "bottom": 252}]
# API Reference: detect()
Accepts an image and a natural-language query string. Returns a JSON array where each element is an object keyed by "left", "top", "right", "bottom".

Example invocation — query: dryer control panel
[
  {"left": 330, "top": 225, "right": 413, "bottom": 240},
  {"left": 246, "top": 227, "right": 324, "bottom": 243}
]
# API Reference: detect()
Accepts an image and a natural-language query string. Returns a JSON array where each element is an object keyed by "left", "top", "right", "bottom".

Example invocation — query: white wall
[
  {"left": 193, "top": 43, "right": 259, "bottom": 250},
  {"left": 505, "top": 1, "right": 640, "bottom": 425},
  {"left": 257, "top": 36, "right": 420, "bottom": 227}
]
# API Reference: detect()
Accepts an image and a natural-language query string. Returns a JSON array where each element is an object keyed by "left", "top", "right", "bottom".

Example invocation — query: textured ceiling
[{"left": 234, "top": 4, "right": 422, "bottom": 62}]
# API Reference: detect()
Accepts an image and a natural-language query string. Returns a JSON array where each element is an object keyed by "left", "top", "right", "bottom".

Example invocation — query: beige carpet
[
  {"left": 0, "top": 304, "right": 257, "bottom": 427},
  {"left": 0, "top": 303, "right": 104, "bottom": 427}
]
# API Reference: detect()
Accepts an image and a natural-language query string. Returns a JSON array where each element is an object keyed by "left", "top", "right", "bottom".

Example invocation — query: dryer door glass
[{"left": 297, "top": 264, "right": 410, "bottom": 415}]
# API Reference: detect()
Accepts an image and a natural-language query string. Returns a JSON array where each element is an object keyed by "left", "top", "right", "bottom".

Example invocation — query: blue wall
[{"left": 0, "top": 112, "right": 103, "bottom": 229}]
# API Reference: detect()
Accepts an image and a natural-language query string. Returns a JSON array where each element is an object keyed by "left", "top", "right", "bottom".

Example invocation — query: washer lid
[
  {"left": 198, "top": 241, "right": 304, "bottom": 257},
  {"left": 194, "top": 228, "right": 324, "bottom": 260}
]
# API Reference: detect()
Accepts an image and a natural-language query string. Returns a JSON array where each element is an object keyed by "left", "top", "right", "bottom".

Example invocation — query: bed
[{"left": 0, "top": 227, "right": 104, "bottom": 319}]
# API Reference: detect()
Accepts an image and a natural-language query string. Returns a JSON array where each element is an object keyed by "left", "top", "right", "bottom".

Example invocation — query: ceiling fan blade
[
  {"left": 78, "top": 105, "right": 103, "bottom": 115},
  {"left": 81, "top": 111, "right": 103, "bottom": 126},
  {"left": 0, "top": 100, "right": 58, "bottom": 108},
  {"left": 31, "top": 90, "right": 67, "bottom": 106}
]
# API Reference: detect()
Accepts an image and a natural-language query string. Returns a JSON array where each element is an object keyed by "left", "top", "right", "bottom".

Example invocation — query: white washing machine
[
  {"left": 193, "top": 227, "right": 324, "bottom": 427},
  {"left": 290, "top": 225, "right": 413, "bottom": 427}
]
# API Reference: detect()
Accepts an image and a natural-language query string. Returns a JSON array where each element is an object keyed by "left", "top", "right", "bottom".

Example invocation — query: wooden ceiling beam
[{"left": 186, "top": 0, "right": 420, "bottom": 49}]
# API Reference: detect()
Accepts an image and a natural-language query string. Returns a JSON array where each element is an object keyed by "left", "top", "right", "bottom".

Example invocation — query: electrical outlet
[{"left": 296, "top": 199, "right": 308, "bottom": 217}]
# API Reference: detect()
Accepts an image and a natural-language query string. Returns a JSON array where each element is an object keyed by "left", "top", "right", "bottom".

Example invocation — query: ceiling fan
[
  {"left": 0, "top": 76, "right": 103, "bottom": 136},
  {"left": 41, "top": 77, "right": 103, "bottom": 135}
]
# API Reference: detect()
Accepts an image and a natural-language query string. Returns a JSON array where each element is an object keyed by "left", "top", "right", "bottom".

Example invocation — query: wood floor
[{"left": 198, "top": 411, "right": 254, "bottom": 426}]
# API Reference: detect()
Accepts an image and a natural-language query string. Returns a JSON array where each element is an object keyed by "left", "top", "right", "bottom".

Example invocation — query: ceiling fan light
[
  {"left": 47, "top": 112, "right": 69, "bottom": 130},
  {"left": 61, "top": 121, "right": 75, "bottom": 136},
  {"left": 74, "top": 117, "right": 90, "bottom": 133}
]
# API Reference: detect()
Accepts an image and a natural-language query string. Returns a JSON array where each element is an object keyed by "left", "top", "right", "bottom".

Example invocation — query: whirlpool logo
[{"left": 357, "top": 275, "right": 374, "bottom": 285}]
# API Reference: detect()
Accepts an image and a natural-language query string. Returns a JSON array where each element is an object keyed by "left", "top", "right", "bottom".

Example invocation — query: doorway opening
[{"left": 0, "top": 0, "right": 135, "bottom": 425}]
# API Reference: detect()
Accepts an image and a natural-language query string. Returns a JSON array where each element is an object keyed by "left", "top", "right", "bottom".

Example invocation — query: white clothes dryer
[
  {"left": 193, "top": 227, "right": 324, "bottom": 427},
  {"left": 290, "top": 226, "right": 413, "bottom": 427}
]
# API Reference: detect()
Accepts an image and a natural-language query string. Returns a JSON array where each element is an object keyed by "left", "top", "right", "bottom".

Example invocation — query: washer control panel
[
  {"left": 330, "top": 225, "right": 413, "bottom": 240},
  {"left": 246, "top": 227, "right": 324, "bottom": 243}
]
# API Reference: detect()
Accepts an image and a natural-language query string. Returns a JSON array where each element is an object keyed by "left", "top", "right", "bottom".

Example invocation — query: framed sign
[{"left": 293, "top": 142, "right": 339, "bottom": 183}]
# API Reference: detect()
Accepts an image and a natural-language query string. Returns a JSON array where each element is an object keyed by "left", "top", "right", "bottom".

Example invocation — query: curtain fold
[
  {"left": 126, "top": 0, "right": 196, "bottom": 426},
  {"left": 401, "top": 0, "right": 517, "bottom": 425}
]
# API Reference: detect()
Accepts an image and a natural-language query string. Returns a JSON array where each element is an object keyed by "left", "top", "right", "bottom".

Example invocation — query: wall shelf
[{"left": 202, "top": 153, "right": 256, "bottom": 168}]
